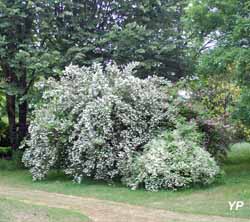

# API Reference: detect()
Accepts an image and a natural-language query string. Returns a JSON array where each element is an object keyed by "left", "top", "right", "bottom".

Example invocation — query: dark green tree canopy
[
  {"left": 42, "top": 0, "right": 190, "bottom": 79},
  {"left": 0, "top": 0, "right": 190, "bottom": 150}
]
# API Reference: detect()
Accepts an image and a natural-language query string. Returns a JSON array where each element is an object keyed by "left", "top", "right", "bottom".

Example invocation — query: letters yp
[{"left": 228, "top": 201, "right": 244, "bottom": 211}]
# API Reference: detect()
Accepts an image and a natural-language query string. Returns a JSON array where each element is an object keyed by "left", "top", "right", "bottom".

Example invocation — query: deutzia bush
[
  {"left": 122, "top": 121, "right": 220, "bottom": 191},
  {"left": 23, "top": 63, "right": 175, "bottom": 182}
]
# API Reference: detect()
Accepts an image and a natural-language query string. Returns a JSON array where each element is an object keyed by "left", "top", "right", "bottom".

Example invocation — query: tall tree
[
  {"left": 44, "top": 0, "right": 190, "bottom": 79},
  {"left": 185, "top": 0, "right": 250, "bottom": 133},
  {"left": 0, "top": 0, "right": 189, "bottom": 151},
  {"left": 0, "top": 1, "right": 60, "bottom": 150},
  {"left": 185, "top": 0, "right": 250, "bottom": 80}
]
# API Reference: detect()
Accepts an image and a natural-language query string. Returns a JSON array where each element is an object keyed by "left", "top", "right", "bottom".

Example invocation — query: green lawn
[
  {"left": 0, "top": 143, "right": 250, "bottom": 218},
  {"left": 0, "top": 197, "right": 89, "bottom": 222}
]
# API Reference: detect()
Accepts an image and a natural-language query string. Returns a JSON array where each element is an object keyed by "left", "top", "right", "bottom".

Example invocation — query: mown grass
[
  {"left": 0, "top": 143, "right": 250, "bottom": 218},
  {"left": 0, "top": 197, "right": 89, "bottom": 222}
]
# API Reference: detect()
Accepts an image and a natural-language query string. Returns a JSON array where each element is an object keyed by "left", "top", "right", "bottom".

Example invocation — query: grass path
[
  {"left": 0, "top": 185, "right": 248, "bottom": 222},
  {"left": 1, "top": 143, "right": 250, "bottom": 221},
  {"left": 0, "top": 197, "right": 89, "bottom": 222},
  {"left": 1, "top": 143, "right": 250, "bottom": 219}
]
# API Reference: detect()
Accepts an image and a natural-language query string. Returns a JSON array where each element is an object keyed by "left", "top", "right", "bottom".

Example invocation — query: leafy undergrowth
[
  {"left": 0, "top": 197, "right": 89, "bottom": 222},
  {"left": 0, "top": 143, "right": 250, "bottom": 218}
]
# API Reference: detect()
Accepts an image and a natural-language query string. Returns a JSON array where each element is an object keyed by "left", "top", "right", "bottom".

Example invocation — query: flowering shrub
[
  {"left": 177, "top": 77, "right": 239, "bottom": 160},
  {"left": 179, "top": 102, "right": 236, "bottom": 161},
  {"left": 23, "top": 63, "right": 175, "bottom": 182},
  {"left": 197, "top": 117, "right": 236, "bottom": 161},
  {"left": 122, "top": 122, "right": 220, "bottom": 191}
]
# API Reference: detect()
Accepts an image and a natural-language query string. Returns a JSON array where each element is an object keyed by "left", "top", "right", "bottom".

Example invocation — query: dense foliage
[
  {"left": 22, "top": 64, "right": 219, "bottom": 190},
  {"left": 123, "top": 122, "right": 219, "bottom": 191},
  {"left": 1, "top": 0, "right": 247, "bottom": 192},
  {"left": 183, "top": 78, "right": 239, "bottom": 159},
  {"left": 186, "top": 0, "right": 250, "bottom": 141},
  {"left": 0, "top": 0, "right": 190, "bottom": 151},
  {"left": 179, "top": 99, "right": 235, "bottom": 161},
  {"left": 22, "top": 63, "right": 174, "bottom": 181},
  {"left": 233, "top": 90, "right": 250, "bottom": 141}
]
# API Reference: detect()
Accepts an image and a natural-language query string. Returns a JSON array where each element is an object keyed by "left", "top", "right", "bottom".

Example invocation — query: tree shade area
[{"left": 0, "top": 0, "right": 250, "bottom": 220}]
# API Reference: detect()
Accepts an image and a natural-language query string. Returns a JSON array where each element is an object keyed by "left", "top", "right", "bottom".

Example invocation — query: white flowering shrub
[
  {"left": 122, "top": 121, "right": 220, "bottom": 191},
  {"left": 23, "top": 63, "right": 175, "bottom": 182}
]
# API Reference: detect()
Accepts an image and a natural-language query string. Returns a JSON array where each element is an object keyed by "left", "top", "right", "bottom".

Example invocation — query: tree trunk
[
  {"left": 2, "top": 63, "right": 18, "bottom": 151},
  {"left": 6, "top": 94, "right": 18, "bottom": 150},
  {"left": 18, "top": 100, "right": 28, "bottom": 143},
  {"left": 18, "top": 73, "right": 28, "bottom": 143}
]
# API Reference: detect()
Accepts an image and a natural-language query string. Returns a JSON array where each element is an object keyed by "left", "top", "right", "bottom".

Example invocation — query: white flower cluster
[
  {"left": 123, "top": 122, "right": 220, "bottom": 191},
  {"left": 23, "top": 63, "right": 174, "bottom": 182}
]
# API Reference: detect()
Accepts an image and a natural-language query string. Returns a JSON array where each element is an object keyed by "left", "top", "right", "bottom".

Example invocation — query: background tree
[
  {"left": 185, "top": 0, "right": 250, "bottom": 79},
  {"left": 185, "top": 0, "right": 250, "bottom": 139},
  {"left": 0, "top": 1, "right": 61, "bottom": 150},
  {"left": 44, "top": 0, "right": 190, "bottom": 79},
  {"left": 0, "top": 0, "right": 190, "bottom": 151}
]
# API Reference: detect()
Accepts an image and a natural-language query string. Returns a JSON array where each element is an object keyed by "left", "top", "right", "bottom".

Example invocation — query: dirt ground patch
[{"left": 0, "top": 185, "right": 248, "bottom": 222}]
